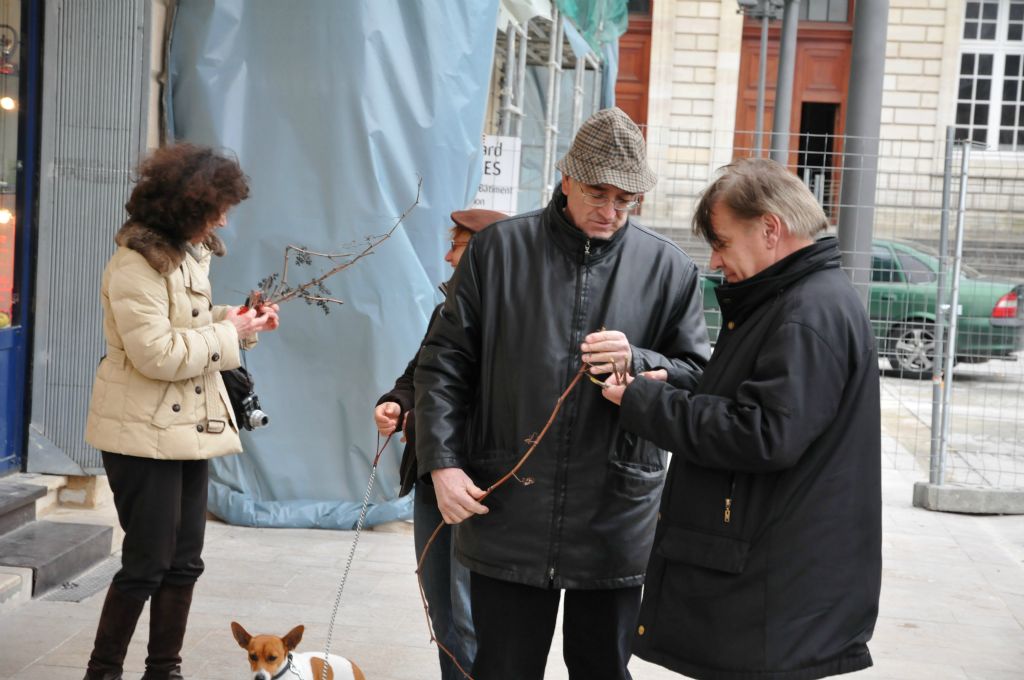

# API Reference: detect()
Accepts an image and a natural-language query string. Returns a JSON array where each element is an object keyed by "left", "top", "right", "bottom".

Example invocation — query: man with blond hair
[
  {"left": 414, "top": 107, "right": 710, "bottom": 679},
  {"left": 603, "top": 158, "right": 882, "bottom": 679}
]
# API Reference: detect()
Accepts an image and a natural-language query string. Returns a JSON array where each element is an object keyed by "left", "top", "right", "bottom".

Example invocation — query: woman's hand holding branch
[{"left": 225, "top": 303, "right": 280, "bottom": 339}]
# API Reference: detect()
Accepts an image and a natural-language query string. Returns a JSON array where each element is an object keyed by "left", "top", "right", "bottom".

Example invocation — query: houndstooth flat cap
[{"left": 556, "top": 107, "right": 657, "bottom": 194}]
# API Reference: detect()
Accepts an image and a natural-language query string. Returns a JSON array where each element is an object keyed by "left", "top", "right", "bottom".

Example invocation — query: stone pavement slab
[{"left": 1, "top": 451, "right": 1023, "bottom": 679}]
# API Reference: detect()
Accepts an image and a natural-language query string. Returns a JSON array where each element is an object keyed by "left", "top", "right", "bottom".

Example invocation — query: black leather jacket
[{"left": 414, "top": 188, "right": 710, "bottom": 589}]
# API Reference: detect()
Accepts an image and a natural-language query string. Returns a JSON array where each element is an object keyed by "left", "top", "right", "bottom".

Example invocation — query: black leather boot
[
  {"left": 83, "top": 585, "right": 146, "bottom": 680},
  {"left": 140, "top": 581, "right": 194, "bottom": 680}
]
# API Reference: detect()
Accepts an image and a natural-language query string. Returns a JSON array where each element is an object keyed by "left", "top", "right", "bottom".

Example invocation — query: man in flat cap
[
  {"left": 414, "top": 107, "right": 710, "bottom": 679},
  {"left": 374, "top": 208, "right": 506, "bottom": 680}
]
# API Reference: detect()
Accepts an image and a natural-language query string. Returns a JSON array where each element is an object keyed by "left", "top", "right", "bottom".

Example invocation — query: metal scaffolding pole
[
  {"left": 514, "top": 20, "right": 528, "bottom": 139},
  {"left": 572, "top": 53, "right": 600, "bottom": 136},
  {"left": 573, "top": 56, "right": 586, "bottom": 134},
  {"left": 499, "top": 19, "right": 528, "bottom": 137},
  {"left": 837, "top": 0, "right": 890, "bottom": 307},
  {"left": 755, "top": 11, "right": 769, "bottom": 155},
  {"left": 769, "top": 0, "right": 799, "bottom": 164},
  {"left": 540, "top": 12, "right": 564, "bottom": 205}
]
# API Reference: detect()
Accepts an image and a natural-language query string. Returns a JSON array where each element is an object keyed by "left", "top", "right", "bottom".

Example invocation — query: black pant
[
  {"left": 102, "top": 452, "right": 209, "bottom": 600},
  {"left": 469, "top": 571, "right": 641, "bottom": 680}
]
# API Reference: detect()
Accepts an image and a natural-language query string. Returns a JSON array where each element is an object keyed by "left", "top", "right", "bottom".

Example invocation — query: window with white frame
[
  {"left": 957, "top": 0, "right": 1024, "bottom": 149},
  {"left": 799, "top": 0, "right": 849, "bottom": 23}
]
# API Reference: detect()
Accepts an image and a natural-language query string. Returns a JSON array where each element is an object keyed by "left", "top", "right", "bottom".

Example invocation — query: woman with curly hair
[{"left": 82, "top": 143, "right": 280, "bottom": 680}]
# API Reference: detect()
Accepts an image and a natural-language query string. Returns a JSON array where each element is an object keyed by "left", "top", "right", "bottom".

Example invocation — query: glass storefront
[
  {"left": 0, "top": 1, "right": 19, "bottom": 330},
  {"left": 0, "top": 0, "right": 33, "bottom": 475}
]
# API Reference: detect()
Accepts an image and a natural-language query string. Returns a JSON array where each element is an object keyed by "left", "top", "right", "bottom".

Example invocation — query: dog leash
[{"left": 318, "top": 432, "right": 391, "bottom": 680}]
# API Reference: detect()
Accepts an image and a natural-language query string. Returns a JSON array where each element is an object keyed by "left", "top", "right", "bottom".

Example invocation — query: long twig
[
  {"left": 265, "top": 177, "right": 423, "bottom": 306},
  {"left": 302, "top": 295, "right": 346, "bottom": 306},
  {"left": 414, "top": 364, "right": 590, "bottom": 679}
]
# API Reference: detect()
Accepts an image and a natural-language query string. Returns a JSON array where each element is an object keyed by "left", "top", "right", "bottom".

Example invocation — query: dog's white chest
[{"left": 268, "top": 651, "right": 358, "bottom": 680}]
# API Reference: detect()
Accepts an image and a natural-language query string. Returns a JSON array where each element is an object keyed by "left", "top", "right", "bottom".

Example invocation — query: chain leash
[{"left": 318, "top": 433, "right": 391, "bottom": 680}]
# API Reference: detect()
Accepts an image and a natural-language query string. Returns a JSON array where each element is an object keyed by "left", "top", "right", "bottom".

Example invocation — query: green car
[{"left": 698, "top": 239, "right": 1024, "bottom": 379}]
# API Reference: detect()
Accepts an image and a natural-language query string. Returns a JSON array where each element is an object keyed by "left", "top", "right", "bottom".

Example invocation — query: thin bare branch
[
  {"left": 285, "top": 245, "right": 363, "bottom": 261},
  {"left": 414, "top": 364, "right": 589, "bottom": 679},
  {"left": 302, "top": 295, "right": 345, "bottom": 306},
  {"left": 263, "top": 176, "right": 423, "bottom": 307}
]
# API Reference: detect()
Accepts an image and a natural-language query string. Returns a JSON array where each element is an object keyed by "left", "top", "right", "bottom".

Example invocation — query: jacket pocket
[
  {"left": 641, "top": 526, "right": 766, "bottom": 670},
  {"left": 150, "top": 382, "right": 184, "bottom": 430},
  {"left": 610, "top": 433, "right": 666, "bottom": 473},
  {"left": 607, "top": 459, "right": 665, "bottom": 498},
  {"left": 657, "top": 524, "right": 751, "bottom": 575}
]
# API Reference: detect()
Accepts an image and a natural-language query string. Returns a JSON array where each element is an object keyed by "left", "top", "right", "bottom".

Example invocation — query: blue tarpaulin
[{"left": 167, "top": 0, "right": 500, "bottom": 528}]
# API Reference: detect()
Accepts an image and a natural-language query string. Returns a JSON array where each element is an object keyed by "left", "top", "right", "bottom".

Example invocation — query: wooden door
[
  {"left": 615, "top": 2, "right": 652, "bottom": 128},
  {"left": 734, "top": 16, "right": 853, "bottom": 165}
]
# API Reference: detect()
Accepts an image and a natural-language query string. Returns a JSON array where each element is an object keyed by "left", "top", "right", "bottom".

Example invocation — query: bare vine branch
[
  {"left": 414, "top": 364, "right": 590, "bottom": 679},
  {"left": 259, "top": 176, "right": 423, "bottom": 309},
  {"left": 302, "top": 295, "right": 346, "bottom": 306}
]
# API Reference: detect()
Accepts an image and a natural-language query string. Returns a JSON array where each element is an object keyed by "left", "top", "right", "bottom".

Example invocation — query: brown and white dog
[{"left": 230, "top": 621, "right": 366, "bottom": 680}]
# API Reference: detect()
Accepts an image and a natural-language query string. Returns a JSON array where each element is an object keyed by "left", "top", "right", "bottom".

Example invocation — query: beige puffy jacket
[{"left": 85, "top": 222, "right": 254, "bottom": 460}]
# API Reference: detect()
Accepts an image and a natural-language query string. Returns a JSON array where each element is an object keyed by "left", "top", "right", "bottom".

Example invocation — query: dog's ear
[
  {"left": 230, "top": 621, "right": 252, "bottom": 649},
  {"left": 282, "top": 624, "right": 304, "bottom": 651}
]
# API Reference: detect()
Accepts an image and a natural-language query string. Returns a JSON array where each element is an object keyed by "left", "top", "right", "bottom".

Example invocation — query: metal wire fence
[{"left": 637, "top": 126, "right": 1024, "bottom": 497}]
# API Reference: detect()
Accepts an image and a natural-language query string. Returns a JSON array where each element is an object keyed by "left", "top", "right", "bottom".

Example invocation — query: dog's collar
[{"left": 270, "top": 653, "right": 295, "bottom": 680}]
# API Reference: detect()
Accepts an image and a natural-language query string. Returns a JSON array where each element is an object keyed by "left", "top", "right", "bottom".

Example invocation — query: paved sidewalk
[{"left": 1, "top": 450, "right": 1023, "bottom": 679}]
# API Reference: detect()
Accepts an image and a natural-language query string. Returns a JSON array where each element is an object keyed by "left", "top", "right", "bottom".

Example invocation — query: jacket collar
[
  {"left": 545, "top": 185, "right": 628, "bottom": 261},
  {"left": 715, "top": 237, "right": 842, "bottom": 324},
  {"left": 114, "top": 221, "right": 226, "bottom": 276}
]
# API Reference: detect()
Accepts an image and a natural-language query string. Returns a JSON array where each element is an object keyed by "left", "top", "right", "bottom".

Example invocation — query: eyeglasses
[
  {"left": 449, "top": 240, "right": 470, "bottom": 252},
  {"left": 576, "top": 183, "right": 641, "bottom": 213}
]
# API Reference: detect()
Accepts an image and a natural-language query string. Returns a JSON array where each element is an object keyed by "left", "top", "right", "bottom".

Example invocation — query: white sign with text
[{"left": 471, "top": 135, "right": 521, "bottom": 214}]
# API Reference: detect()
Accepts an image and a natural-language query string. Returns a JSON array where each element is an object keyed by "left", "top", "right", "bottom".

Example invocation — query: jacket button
[
  {"left": 172, "top": 404, "right": 181, "bottom": 413},
  {"left": 657, "top": 512, "right": 661, "bottom": 521},
  {"left": 637, "top": 625, "right": 646, "bottom": 636},
  {"left": 195, "top": 385, "right": 202, "bottom": 394},
  {"left": 192, "top": 308, "right": 200, "bottom": 318},
  {"left": 727, "top": 321, "right": 736, "bottom": 330},
  {"left": 211, "top": 353, "right": 220, "bottom": 362},
  {"left": 196, "top": 424, "right": 204, "bottom": 433}
]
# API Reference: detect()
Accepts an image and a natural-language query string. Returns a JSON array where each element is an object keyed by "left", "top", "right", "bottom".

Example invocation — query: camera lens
[{"left": 248, "top": 409, "right": 270, "bottom": 429}]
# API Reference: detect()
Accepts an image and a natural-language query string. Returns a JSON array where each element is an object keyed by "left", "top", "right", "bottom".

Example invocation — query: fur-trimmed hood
[{"left": 114, "top": 221, "right": 226, "bottom": 276}]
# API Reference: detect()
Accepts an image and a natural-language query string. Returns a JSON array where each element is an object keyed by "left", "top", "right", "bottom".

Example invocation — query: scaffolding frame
[{"left": 491, "top": 6, "right": 604, "bottom": 208}]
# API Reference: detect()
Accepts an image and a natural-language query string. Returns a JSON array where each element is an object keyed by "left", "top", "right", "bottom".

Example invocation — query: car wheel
[{"left": 888, "top": 323, "right": 936, "bottom": 379}]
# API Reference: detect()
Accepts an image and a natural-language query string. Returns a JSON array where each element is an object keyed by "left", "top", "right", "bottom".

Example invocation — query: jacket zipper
[
  {"left": 724, "top": 475, "right": 736, "bottom": 524},
  {"left": 546, "top": 238, "right": 592, "bottom": 587}
]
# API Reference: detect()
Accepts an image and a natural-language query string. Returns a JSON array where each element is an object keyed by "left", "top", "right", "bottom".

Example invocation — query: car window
[
  {"left": 897, "top": 252, "right": 938, "bottom": 284},
  {"left": 871, "top": 246, "right": 899, "bottom": 283}
]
